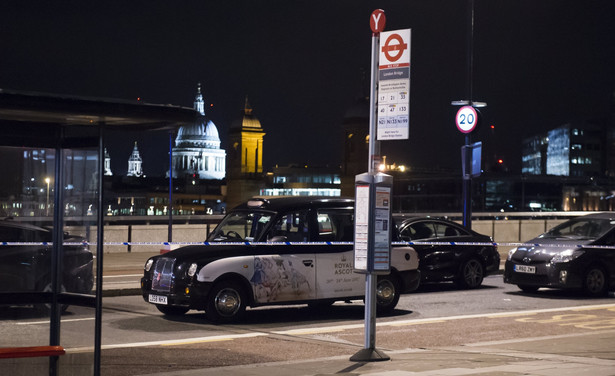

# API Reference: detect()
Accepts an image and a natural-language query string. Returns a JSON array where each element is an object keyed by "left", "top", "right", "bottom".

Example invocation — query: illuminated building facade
[
  {"left": 228, "top": 98, "right": 265, "bottom": 176},
  {"left": 522, "top": 122, "right": 604, "bottom": 177},
  {"left": 261, "top": 165, "right": 341, "bottom": 197},
  {"left": 170, "top": 84, "right": 226, "bottom": 180},
  {"left": 225, "top": 98, "right": 266, "bottom": 209}
]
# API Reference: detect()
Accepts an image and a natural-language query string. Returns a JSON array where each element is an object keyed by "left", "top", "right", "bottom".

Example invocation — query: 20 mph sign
[{"left": 455, "top": 106, "right": 478, "bottom": 133}]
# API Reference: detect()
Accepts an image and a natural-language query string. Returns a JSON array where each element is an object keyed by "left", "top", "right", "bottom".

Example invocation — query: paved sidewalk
[{"left": 138, "top": 330, "right": 615, "bottom": 376}]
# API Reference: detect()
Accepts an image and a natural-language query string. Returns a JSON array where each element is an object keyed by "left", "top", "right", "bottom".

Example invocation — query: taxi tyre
[
  {"left": 455, "top": 258, "right": 484, "bottom": 289},
  {"left": 205, "top": 280, "right": 247, "bottom": 323},
  {"left": 582, "top": 264, "right": 608, "bottom": 297},
  {"left": 156, "top": 305, "right": 189, "bottom": 316},
  {"left": 376, "top": 274, "right": 401, "bottom": 314}
]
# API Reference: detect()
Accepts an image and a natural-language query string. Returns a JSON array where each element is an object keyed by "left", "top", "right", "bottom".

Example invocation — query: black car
[
  {"left": 141, "top": 197, "right": 421, "bottom": 323},
  {"left": 504, "top": 212, "right": 615, "bottom": 297},
  {"left": 0, "top": 219, "right": 94, "bottom": 312},
  {"left": 394, "top": 216, "right": 500, "bottom": 288}
]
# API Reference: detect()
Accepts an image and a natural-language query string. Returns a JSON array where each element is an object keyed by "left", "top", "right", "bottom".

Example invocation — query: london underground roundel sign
[{"left": 455, "top": 105, "right": 478, "bottom": 133}]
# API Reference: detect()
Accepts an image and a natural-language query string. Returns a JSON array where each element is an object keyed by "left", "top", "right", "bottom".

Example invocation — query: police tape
[{"left": 1, "top": 241, "right": 615, "bottom": 249}]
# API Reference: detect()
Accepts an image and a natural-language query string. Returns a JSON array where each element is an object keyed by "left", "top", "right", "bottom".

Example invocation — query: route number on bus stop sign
[{"left": 455, "top": 105, "right": 478, "bottom": 133}]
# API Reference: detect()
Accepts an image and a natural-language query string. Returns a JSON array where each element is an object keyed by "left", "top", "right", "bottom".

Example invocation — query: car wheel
[
  {"left": 376, "top": 275, "right": 400, "bottom": 314},
  {"left": 206, "top": 280, "right": 247, "bottom": 323},
  {"left": 583, "top": 265, "right": 608, "bottom": 297},
  {"left": 518, "top": 284, "right": 539, "bottom": 293},
  {"left": 156, "top": 305, "right": 189, "bottom": 316},
  {"left": 35, "top": 280, "right": 68, "bottom": 315},
  {"left": 456, "top": 258, "right": 484, "bottom": 289}
]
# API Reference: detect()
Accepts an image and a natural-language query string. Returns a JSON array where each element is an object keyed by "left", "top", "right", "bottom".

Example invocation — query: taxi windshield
[{"left": 207, "top": 211, "right": 273, "bottom": 242}]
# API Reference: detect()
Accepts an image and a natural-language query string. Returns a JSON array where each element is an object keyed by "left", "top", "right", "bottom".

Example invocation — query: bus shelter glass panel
[{"left": 0, "top": 145, "right": 98, "bottom": 375}]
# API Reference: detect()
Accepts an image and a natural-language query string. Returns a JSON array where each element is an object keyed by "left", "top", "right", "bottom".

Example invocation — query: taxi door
[
  {"left": 314, "top": 209, "right": 363, "bottom": 299},
  {"left": 252, "top": 210, "right": 316, "bottom": 303}
]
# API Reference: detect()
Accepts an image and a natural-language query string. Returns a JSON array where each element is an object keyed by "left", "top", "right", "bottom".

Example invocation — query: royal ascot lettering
[{"left": 334, "top": 262, "right": 354, "bottom": 275}]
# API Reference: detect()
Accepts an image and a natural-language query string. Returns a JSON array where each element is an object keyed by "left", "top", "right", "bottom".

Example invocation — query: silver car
[{"left": 504, "top": 213, "right": 615, "bottom": 296}]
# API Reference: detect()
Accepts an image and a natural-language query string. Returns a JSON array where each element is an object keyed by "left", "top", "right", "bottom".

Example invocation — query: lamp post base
[{"left": 350, "top": 348, "right": 390, "bottom": 362}]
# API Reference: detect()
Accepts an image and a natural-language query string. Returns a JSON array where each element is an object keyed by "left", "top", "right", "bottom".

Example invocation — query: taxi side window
[
  {"left": 268, "top": 210, "right": 310, "bottom": 242},
  {"left": 317, "top": 209, "right": 354, "bottom": 242}
]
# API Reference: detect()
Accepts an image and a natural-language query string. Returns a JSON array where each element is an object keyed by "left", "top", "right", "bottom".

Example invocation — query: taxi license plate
[
  {"left": 149, "top": 294, "right": 168, "bottom": 305},
  {"left": 514, "top": 264, "right": 536, "bottom": 274}
]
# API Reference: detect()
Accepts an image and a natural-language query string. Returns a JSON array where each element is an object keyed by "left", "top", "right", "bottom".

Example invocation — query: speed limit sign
[{"left": 455, "top": 106, "right": 478, "bottom": 133}]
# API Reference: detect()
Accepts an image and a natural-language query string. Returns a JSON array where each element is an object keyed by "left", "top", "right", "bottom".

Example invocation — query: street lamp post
[
  {"left": 451, "top": 0, "right": 486, "bottom": 229},
  {"left": 45, "top": 177, "right": 51, "bottom": 216}
]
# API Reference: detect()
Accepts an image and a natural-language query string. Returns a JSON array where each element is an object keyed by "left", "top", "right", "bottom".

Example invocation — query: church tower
[
  {"left": 104, "top": 148, "right": 113, "bottom": 176},
  {"left": 127, "top": 142, "right": 144, "bottom": 177},
  {"left": 228, "top": 98, "right": 266, "bottom": 177},
  {"left": 226, "top": 97, "right": 266, "bottom": 209}
]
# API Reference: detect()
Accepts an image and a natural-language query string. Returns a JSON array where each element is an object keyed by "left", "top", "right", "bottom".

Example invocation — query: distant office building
[
  {"left": 170, "top": 84, "right": 226, "bottom": 180},
  {"left": 261, "top": 165, "right": 341, "bottom": 197},
  {"left": 522, "top": 122, "right": 605, "bottom": 177},
  {"left": 127, "top": 142, "right": 144, "bottom": 177}
]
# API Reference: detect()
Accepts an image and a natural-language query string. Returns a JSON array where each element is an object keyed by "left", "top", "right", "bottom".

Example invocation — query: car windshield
[
  {"left": 539, "top": 217, "right": 614, "bottom": 240},
  {"left": 207, "top": 211, "right": 273, "bottom": 242}
]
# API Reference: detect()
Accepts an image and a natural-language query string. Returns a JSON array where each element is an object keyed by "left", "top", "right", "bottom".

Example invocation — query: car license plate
[
  {"left": 514, "top": 264, "right": 536, "bottom": 274},
  {"left": 148, "top": 294, "right": 168, "bottom": 305}
]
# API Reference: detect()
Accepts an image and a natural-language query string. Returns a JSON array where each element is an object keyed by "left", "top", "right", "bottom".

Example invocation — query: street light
[
  {"left": 450, "top": 0, "right": 488, "bottom": 230},
  {"left": 45, "top": 177, "right": 51, "bottom": 216}
]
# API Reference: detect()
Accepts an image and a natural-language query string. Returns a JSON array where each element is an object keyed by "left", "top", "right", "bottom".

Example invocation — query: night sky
[{"left": 2, "top": 1, "right": 614, "bottom": 177}]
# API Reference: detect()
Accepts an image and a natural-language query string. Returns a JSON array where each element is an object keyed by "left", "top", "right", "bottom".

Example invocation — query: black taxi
[{"left": 141, "top": 197, "right": 420, "bottom": 322}]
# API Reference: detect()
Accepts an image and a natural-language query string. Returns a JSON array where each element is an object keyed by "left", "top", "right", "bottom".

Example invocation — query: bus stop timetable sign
[{"left": 377, "top": 28, "right": 411, "bottom": 141}]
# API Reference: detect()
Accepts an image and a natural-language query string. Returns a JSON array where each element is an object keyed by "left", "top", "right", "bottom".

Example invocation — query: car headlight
[
  {"left": 187, "top": 263, "right": 198, "bottom": 277},
  {"left": 144, "top": 259, "right": 154, "bottom": 272},
  {"left": 551, "top": 249, "right": 585, "bottom": 263},
  {"left": 507, "top": 248, "right": 517, "bottom": 261}
]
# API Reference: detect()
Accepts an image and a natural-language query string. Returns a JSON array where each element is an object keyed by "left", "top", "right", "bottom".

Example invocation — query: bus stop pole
[
  {"left": 366, "top": 30, "right": 379, "bottom": 352},
  {"left": 350, "top": 29, "right": 390, "bottom": 362}
]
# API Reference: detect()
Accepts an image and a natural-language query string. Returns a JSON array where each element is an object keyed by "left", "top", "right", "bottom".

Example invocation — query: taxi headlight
[
  {"left": 187, "top": 263, "right": 198, "bottom": 277},
  {"left": 507, "top": 248, "right": 517, "bottom": 261},
  {"left": 144, "top": 259, "right": 154, "bottom": 272},
  {"left": 551, "top": 249, "right": 584, "bottom": 263}
]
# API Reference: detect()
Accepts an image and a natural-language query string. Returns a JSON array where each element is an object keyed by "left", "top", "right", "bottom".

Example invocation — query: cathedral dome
[
  {"left": 176, "top": 116, "right": 221, "bottom": 148},
  {"left": 169, "top": 84, "right": 226, "bottom": 181}
]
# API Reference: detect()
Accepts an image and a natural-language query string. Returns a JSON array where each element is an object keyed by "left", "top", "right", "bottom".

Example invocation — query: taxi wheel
[
  {"left": 376, "top": 275, "right": 400, "bottom": 314},
  {"left": 583, "top": 265, "right": 608, "bottom": 297},
  {"left": 456, "top": 258, "right": 484, "bottom": 289},
  {"left": 156, "top": 305, "right": 189, "bottom": 316},
  {"left": 206, "top": 280, "right": 247, "bottom": 323}
]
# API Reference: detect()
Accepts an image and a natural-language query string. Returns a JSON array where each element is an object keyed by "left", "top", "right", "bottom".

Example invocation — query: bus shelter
[{"left": 0, "top": 89, "right": 197, "bottom": 375}]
